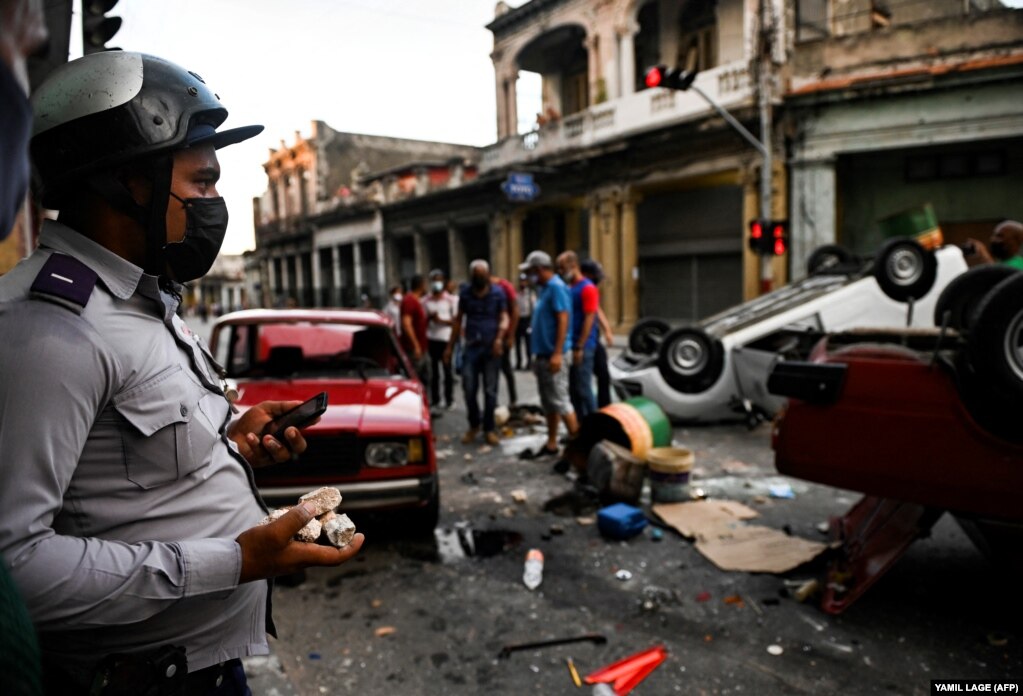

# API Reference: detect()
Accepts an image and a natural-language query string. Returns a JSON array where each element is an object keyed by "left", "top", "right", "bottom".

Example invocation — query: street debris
[
  {"left": 584, "top": 644, "right": 667, "bottom": 695},
  {"left": 791, "top": 578, "right": 821, "bottom": 603},
  {"left": 721, "top": 459, "right": 753, "bottom": 475},
  {"left": 511, "top": 489, "right": 528, "bottom": 504},
  {"left": 374, "top": 626, "right": 396, "bottom": 638},
  {"left": 566, "top": 657, "right": 583, "bottom": 687},
  {"left": 650, "top": 527, "right": 664, "bottom": 542},
  {"left": 497, "top": 633, "right": 607, "bottom": 659},
  {"left": 436, "top": 447, "right": 456, "bottom": 461},
  {"left": 816, "top": 521, "right": 831, "bottom": 534},
  {"left": 769, "top": 483, "right": 796, "bottom": 499},
  {"left": 370, "top": 598, "right": 383, "bottom": 609},
  {"left": 767, "top": 644, "right": 784, "bottom": 656},
  {"left": 586, "top": 440, "right": 645, "bottom": 504},
  {"left": 258, "top": 487, "right": 356, "bottom": 548},
  {"left": 522, "top": 548, "right": 544, "bottom": 590},
  {"left": 576, "top": 515, "right": 596, "bottom": 526},
  {"left": 695, "top": 591, "right": 712, "bottom": 603},
  {"left": 653, "top": 500, "right": 828, "bottom": 573},
  {"left": 615, "top": 569, "right": 633, "bottom": 581},
  {"left": 723, "top": 594, "right": 745, "bottom": 608},
  {"left": 597, "top": 503, "right": 648, "bottom": 540}
]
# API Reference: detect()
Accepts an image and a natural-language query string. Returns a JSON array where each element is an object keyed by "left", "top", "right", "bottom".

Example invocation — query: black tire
[
  {"left": 873, "top": 237, "right": 938, "bottom": 302},
  {"left": 628, "top": 318, "right": 670, "bottom": 355},
  {"left": 807, "top": 244, "right": 855, "bottom": 276},
  {"left": 967, "top": 271, "right": 1023, "bottom": 402},
  {"left": 933, "top": 265, "right": 1018, "bottom": 331},
  {"left": 657, "top": 327, "right": 725, "bottom": 393}
]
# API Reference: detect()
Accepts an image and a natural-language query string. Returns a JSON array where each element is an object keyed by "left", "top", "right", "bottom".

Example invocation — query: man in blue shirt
[
  {"left": 444, "top": 259, "right": 509, "bottom": 446},
  {"left": 520, "top": 250, "right": 579, "bottom": 456},
  {"left": 557, "top": 251, "right": 599, "bottom": 418}
]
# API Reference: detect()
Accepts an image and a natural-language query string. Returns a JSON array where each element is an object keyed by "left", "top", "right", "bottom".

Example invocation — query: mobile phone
[{"left": 264, "top": 392, "right": 328, "bottom": 443}]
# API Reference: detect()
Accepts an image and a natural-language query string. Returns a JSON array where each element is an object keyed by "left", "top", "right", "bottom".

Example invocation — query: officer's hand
[
  {"left": 230, "top": 401, "right": 314, "bottom": 468},
  {"left": 236, "top": 503, "right": 365, "bottom": 584}
]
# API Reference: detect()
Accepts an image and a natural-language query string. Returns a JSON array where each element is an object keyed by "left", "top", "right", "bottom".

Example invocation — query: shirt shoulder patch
[{"left": 29, "top": 253, "right": 99, "bottom": 315}]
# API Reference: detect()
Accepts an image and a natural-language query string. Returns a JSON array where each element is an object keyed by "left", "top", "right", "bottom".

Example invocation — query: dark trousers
[
  {"left": 515, "top": 316, "right": 532, "bottom": 369},
  {"left": 428, "top": 339, "right": 454, "bottom": 406},
  {"left": 569, "top": 346, "right": 597, "bottom": 418},
  {"left": 501, "top": 349, "right": 517, "bottom": 405},
  {"left": 594, "top": 341, "right": 611, "bottom": 408},
  {"left": 463, "top": 343, "right": 500, "bottom": 432}
]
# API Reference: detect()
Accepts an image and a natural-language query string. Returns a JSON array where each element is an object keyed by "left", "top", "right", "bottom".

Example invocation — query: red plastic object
[
  {"left": 613, "top": 649, "right": 667, "bottom": 695},
  {"left": 585, "top": 645, "right": 667, "bottom": 689}
]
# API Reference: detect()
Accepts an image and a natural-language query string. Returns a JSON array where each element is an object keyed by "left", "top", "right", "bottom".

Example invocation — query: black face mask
[
  {"left": 989, "top": 240, "right": 1010, "bottom": 261},
  {"left": 0, "top": 62, "right": 31, "bottom": 242},
  {"left": 164, "top": 193, "right": 229, "bottom": 282},
  {"left": 471, "top": 275, "right": 488, "bottom": 290}
]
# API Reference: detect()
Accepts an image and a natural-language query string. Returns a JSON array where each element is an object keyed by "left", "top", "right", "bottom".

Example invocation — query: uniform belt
[{"left": 182, "top": 659, "right": 243, "bottom": 694}]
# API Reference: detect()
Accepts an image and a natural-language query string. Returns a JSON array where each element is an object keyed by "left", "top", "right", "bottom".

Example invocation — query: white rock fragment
[
  {"left": 258, "top": 507, "right": 290, "bottom": 526},
  {"left": 298, "top": 487, "right": 342, "bottom": 516},
  {"left": 296, "top": 516, "right": 322, "bottom": 543},
  {"left": 322, "top": 512, "right": 357, "bottom": 548}
]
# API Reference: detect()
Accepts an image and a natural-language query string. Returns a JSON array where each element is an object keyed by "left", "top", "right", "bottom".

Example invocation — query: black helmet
[{"left": 31, "top": 51, "right": 262, "bottom": 208}]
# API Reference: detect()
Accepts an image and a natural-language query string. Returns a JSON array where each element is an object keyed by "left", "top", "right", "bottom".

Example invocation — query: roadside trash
[
  {"left": 550, "top": 524, "right": 565, "bottom": 536},
  {"left": 460, "top": 472, "right": 478, "bottom": 485},
  {"left": 566, "top": 397, "right": 672, "bottom": 474},
  {"left": 497, "top": 633, "right": 607, "bottom": 659},
  {"left": 767, "top": 644, "right": 784, "bottom": 656},
  {"left": 523, "top": 548, "right": 544, "bottom": 590},
  {"left": 592, "top": 684, "right": 616, "bottom": 696},
  {"left": 598, "top": 503, "right": 648, "bottom": 540},
  {"left": 816, "top": 521, "right": 830, "bottom": 534},
  {"left": 653, "top": 500, "right": 828, "bottom": 574},
  {"left": 769, "top": 483, "right": 795, "bottom": 499},
  {"left": 722, "top": 459, "right": 752, "bottom": 474},
  {"left": 792, "top": 578, "right": 820, "bottom": 603},
  {"left": 695, "top": 591, "right": 712, "bottom": 602},
  {"left": 436, "top": 447, "right": 455, "bottom": 461},
  {"left": 494, "top": 405, "right": 511, "bottom": 427},
  {"left": 646, "top": 447, "right": 694, "bottom": 503},
  {"left": 584, "top": 644, "right": 667, "bottom": 696},
  {"left": 511, "top": 489, "right": 528, "bottom": 504},
  {"left": 746, "top": 596, "right": 764, "bottom": 616},
  {"left": 308, "top": 652, "right": 321, "bottom": 660},
  {"left": 567, "top": 657, "right": 583, "bottom": 687},
  {"left": 374, "top": 626, "right": 396, "bottom": 638},
  {"left": 723, "top": 594, "right": 745, "bottom": 607},
  {"left": 615, "top": 569, "right": 633, "bottom": 581},
  {"left": 576, "top": 515, "right": 596, "bottom": 526},
  {"left": 587, "top": 440, "right": 646, "bottom": 504},
  {"left": 752, "top": 495, "right": 768, "bottom": 504},
  {"left": 370, "top": 598, "right": 383, "bottom": 609},
  {"left": 650, "top": 527, "right": 664, "bottom": 541},
  {"left": 464, "top": 453, "right": 473, "bottom": 461},
  {"left": 690, "top": 487, "right": 707, "bottom": 500}
]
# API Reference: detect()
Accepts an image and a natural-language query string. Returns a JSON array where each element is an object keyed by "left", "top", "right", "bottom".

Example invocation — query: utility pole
[{"left": 756, "top": 0, "right": 776, "bottom": 294}]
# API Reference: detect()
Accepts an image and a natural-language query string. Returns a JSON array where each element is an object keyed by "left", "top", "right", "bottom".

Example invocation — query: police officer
[{"left": 0, "top": 52, "right": 364, "bottom": 695}]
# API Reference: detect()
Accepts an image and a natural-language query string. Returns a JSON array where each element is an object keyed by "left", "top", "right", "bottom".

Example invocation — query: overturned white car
[{"left": 611, "top": 238, "right": 968, "bottom": 423}]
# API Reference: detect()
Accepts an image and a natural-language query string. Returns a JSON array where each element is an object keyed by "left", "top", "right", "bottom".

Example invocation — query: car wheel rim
[
  {"left": 669, "top": 337, "right": 707, "bottom": 376},
  {"left": 887, "top": 247, "right": 923, "bottom": 287},
  {"left": 1004, "top": 309, "right": 1023, "bottom": 384}
]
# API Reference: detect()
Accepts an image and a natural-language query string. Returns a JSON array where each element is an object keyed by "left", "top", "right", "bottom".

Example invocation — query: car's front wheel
[
  {"left": 873, "top": 237, "right": 937, "bottom": 302},
  {"left": 656, "top": 327, "right": 725, "bottom": 394},
  {"left": 968, "top": 271, "right": 1023, "bottom": 402},
  {"left": 933, "top": 264, "right": 1017, "bottom": 332}
]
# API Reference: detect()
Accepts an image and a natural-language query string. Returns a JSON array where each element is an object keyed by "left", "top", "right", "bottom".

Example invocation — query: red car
[
  {"left": 768, "top": 268, "right": 1023, "bottom": 612},
  {"left": 210, "top": 309, "right": 438, "bottom": 528}
]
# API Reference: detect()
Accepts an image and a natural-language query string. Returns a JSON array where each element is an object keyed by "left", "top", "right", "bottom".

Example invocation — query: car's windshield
[{"left": 220, "top": 321, "right": 406, "bottom": 379}]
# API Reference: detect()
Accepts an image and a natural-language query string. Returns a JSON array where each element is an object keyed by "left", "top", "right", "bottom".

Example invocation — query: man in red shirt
[
  {"left": 400, "top": 274, "right": 431, "bottom": 396},
  {"left": 492, "top": 275, "right": 520, "bottom": 405}
]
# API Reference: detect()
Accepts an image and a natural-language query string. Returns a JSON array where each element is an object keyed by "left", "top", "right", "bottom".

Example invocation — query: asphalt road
[{"left": 188, "top": 317, "right": 1020, "bottom": 695}]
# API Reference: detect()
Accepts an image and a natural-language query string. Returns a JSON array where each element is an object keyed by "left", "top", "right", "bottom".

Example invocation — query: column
[
  {"left": 413, "top": 229, "right": 429, "bottom": 276},
  {"left": 384, "top": 237, "right": 402, "bottom": 290},
  {"left": 376, "top": 235, "right": 387, "bottom": 302},
  {"left": 353, "top": 241, "right": 364, "bottom": 297},
  {"left": 493, "top": 55, "right": 508, "bottom": 138},
  {"left": 280, "top": 254, "right": 291, "bottom": 305},
  {"left": 506, "top": 72, "right": 519, "bottom": 136},
  {"left": 266, "top": 255, "right": 278, "bottom": 307},
  {"left": 585, "top": 34, "right": 600, "bottom": 107},
  {"left": 620, "top": 191, "right": 641, "bottom": 329},
  {"left": 618, "top": 27, "right": 636, "bottom": 97},
  {"left": 489, "top": 212, "right": 509, "bottom": 281},
  {"left": 294, "top": 252, "right": 306, "bottom": 307},
  {"left": 508, "top": 210, "right": 524, "bottom": 279},
  {"left": 311, "top": 247, "right": 322, "bottom": 308},
  {"left": 331, "top": 245, "right": 342, "bottom": 307},
  {"left": 448, "top": 224, "right": 467, "bottom": 281},
  {"left": 790, "top": 158, "right": 836, "bottom": 281},
  {"left": 600, "top": 193, "right": 621, "bottom": 327}
]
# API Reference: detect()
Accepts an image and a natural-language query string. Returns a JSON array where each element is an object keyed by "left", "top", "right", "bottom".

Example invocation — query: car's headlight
[{"left": 365, "top": 442, "right": 409, "bottom": 467}]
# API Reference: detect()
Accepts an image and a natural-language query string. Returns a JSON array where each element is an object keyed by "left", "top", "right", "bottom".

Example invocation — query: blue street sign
[{"left": 501, "top": 172, "right": 540, "bottom": 202}]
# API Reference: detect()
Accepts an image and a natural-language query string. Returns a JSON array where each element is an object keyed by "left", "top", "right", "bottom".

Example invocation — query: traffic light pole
[{"left": 756, "top": 0, "right": 775, "bottom": 294}]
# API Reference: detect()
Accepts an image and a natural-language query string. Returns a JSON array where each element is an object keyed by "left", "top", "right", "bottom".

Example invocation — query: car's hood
[{"left": 234, "top": 378, "right": 428, "bottom": 436}]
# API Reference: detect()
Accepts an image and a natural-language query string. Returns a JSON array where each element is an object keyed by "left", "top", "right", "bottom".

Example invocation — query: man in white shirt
[{"left": 424, "top": 269, "right": 458, "bottom": 410}]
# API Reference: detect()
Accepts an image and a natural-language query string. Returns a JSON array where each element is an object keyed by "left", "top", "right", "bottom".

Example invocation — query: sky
[{"left": 68, "top": 0, "right": 538, "bottom": 254}]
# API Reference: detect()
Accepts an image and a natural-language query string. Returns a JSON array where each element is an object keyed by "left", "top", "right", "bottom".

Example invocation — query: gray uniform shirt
[{"left": 0, "top": 221, "right": 268, "bottom": 675}]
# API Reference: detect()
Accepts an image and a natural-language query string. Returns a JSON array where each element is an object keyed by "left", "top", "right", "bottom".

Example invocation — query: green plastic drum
[{"left": 623, "top": 397, "right": 672, "bottom": 448}]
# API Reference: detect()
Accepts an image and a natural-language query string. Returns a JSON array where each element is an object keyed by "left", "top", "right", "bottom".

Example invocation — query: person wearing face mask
[
  {"left": 444, "top": 259, "right": 509, "bottom": 446},
  {"left": 0, "top": 52, "right": 364, "bottom": 695},
  {"left": 424, "top": 269, "right": 457, "bottom": 410},
  {"left": 964, "top": 220, "right": 1023, "bottom": 269}
]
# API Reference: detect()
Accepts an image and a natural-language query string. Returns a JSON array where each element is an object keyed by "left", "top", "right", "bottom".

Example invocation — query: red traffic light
[
  {"left": 774, "top": 238, "right": 787, "bottom": 255},
  {"left": 751, "top": 220, "right": 763, "bottom": 239},
  {"left": 645, "top": 66, "right": 664, "bottom": 89}
]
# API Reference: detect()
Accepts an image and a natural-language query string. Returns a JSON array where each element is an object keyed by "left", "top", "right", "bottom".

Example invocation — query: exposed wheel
[
  {"left": 657, "top": 327, "right": 725, "bottom": 394},
  {"left": 933, "top": 265, "right": 1017, "bottom": 331},
  {"left": 628, "top": 318, "right": 670, "bottom": 355},
  {"left": 807, "top": 244, "right": 855, "bottom": 276},
  {"left": 873, "top": 237, "right": 937, "bottom": 302},
  {"left": 968, "top": 272, "right": 1023, "bottom": 401}
]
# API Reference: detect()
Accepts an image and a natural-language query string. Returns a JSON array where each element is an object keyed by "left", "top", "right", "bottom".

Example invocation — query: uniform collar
[{"left": 39, "top": 220, "right": 147, "bottom": 300}]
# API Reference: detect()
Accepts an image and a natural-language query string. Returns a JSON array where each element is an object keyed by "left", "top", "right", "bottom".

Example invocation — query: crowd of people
[{"left": 387, "top": 249, "right": 617, "bottom": 458}]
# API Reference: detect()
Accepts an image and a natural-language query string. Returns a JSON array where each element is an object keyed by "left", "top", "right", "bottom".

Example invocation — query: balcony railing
[{"left": 480, "top": 60, "right": 753, "bottom": 172}]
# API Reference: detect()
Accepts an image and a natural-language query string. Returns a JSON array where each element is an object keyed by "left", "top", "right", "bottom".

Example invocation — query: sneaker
[
  {"left": 484, "top": 431, "right": 501, "bottom": 446},
  {"left": 461, "top": 428, "right": 479, "bottom": 445}
]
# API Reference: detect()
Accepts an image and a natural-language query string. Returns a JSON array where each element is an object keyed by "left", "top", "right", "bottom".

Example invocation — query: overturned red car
[{"left": 210, "top": 309, "right": 439, "bottom": 528}]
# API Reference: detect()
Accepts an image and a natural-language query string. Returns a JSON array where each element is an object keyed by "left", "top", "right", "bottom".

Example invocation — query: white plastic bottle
[{"left": 522, "top": 548, "right": 544, "bottom": 590}]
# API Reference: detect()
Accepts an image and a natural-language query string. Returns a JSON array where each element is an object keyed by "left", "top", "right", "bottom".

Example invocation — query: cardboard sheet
[{"left": 653, "top": 500, "right": 828, "bottom": 574}]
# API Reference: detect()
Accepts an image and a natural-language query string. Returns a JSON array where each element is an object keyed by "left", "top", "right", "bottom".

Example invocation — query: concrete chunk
[
  {"left": 299, "top": 487, "right": 343, "bottom": 516},
  {"left": 323, "top": 512, "right": 357, "bottom": 548},
  {"left": 296, "top": 516, "right": 322, "bottom": 543}
]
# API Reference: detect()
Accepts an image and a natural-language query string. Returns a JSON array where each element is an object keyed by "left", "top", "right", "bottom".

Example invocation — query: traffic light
[
  {"left": 644, "top": 65, "right": 697, "bottom": 91},
  {"left": 748, "top": 219, "right": 788, "bottom": 256},
  {"left": 82, "top": 0, "right": 122, "bottom": 55}
]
